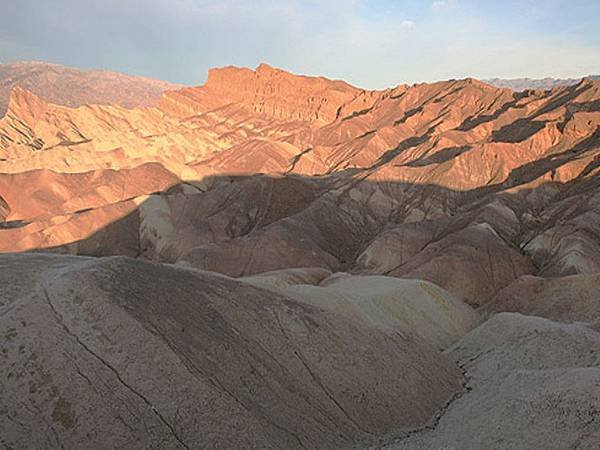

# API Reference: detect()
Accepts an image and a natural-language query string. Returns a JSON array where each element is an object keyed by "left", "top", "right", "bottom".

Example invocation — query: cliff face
[{"left": 160, "top": 63, "right": 361, "bottom": 123}]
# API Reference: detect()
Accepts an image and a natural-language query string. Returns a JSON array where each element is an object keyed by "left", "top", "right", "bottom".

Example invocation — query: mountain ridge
[
  {"left": 486, "top": 75, "right": 600, "bottom": 91},
  {"left": 0, "top": 60, "right": 184, "bottom": 117}
]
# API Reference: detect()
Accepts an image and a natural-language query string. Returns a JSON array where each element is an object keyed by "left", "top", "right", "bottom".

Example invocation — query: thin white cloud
[
  {"left": 431, "top": 0, "right": 459, "bottom": 12},
  {"left": 401, "top": 20, "right": 416, "bottom": 29}
]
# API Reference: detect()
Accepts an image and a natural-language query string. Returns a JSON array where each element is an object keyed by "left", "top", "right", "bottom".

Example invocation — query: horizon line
[{"left": 2, "top": 58, "right": 599, "bottom": 91}]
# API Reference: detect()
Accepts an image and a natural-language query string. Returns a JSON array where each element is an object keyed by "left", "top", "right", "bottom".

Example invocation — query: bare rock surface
[
  {"left": 2, "top": 66, "right": 600, "bottom": 310},
  {"left": 239, "top": 267, "right": 333, "bottom": 291},
  {"left": 384, "top": 313, "right": 600, "bottom": 450},
  {"left": 0, "top": 253, "right": 464, "bottom": 449}
]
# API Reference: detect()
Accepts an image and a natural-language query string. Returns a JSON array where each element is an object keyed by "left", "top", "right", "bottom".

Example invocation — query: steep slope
[
  {"left": 0, "top": 195, "right": 8, "bottom": 221},
  {"left": 0, "top": 163, "right": 180, "bottom": 255},
  {"left": 0, "top": 87, "right": 225, "bottom": 176},
  {"left": 0, "top": 61, "right": 183, "bottom": 116},
  {"left": 0, "top": 164, "right": 179, "bottom": 223}
]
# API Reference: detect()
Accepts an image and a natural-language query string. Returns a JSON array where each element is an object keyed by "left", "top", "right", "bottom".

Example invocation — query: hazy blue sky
[{"left": 1, "top": 0, "right": 599, "bottom": 88}]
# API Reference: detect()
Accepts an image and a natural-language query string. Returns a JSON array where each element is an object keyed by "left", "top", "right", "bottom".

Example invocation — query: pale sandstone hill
[
  {"left": 0, "top": 61, "right": 183, "bottom": 116},
  {"left": 239, "top": 267, "right": 334, "bottom": 291},
  {"left": 386, "top": 313, "right": 600, "bottom": 449},
  {"left": 0, "top": 253, "right": 464, "bottom": 449},
  {"left": 282, "top": 275, "right": 479, "bottom": 350},
  {"left": 241, "top": 269, "right": 479, "bottom": 349}
]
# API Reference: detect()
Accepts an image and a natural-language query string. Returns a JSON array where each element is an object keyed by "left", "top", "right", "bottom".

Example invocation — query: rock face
[
  {"left": 1, "top": 62, "right": 600, "bottom": 448},
  {"left": 0, "top": 164, "right": 179, "bottom": 255},
  {"left": 159, "top": 63, "right": 360, "bottom": 123},
  {"left": 0, "top": 61, "right": 183, "bottom": 116},
  {"left": 0, "top": 195, "right": 8, "bottom": 221},
  {"left": 0, "top": 253, "right": 464, "bottom": 449}
]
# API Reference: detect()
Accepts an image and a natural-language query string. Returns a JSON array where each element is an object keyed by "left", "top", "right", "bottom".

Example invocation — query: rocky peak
[
  {"left": 5, "top": 86, "right": 49, "bottom": 124},
  {"left": 166, "top": 64, "right": 362, "bottom": 123}
]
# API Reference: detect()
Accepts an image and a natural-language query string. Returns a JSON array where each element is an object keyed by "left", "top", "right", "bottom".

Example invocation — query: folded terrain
[
  {"left": 1, "top": 62, "right": 600, "bottom": 448},
  {"left": 483, "top": 273, "right": 600, "bottom": 323},
  {"left": 2, "top": 64, "right": 599, "bottom": 305}
]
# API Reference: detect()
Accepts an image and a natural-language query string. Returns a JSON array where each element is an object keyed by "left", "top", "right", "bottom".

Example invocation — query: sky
[{"left": 1, "top": 0, "right": 600, "bottom": 88}]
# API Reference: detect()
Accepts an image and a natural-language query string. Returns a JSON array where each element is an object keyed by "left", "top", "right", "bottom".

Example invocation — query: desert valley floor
[{"left": 1, "top": 61, "right": 599, "bottom": 449}]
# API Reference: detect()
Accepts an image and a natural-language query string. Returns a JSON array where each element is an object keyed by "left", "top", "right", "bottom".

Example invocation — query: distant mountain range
[
  {"left": 485, "top": 75, "right": 600, "bottom": 91},
  {"left": 0, "top": 61, "right": 183, "bottom": 116}
]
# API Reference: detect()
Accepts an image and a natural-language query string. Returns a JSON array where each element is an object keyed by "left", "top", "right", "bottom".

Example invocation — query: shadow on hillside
[
  {"left": 0, "top": 119, "right": 598, "bottom": 296},
  {"left": 1, "top": 160, "right": 594, "bottom": 256}
]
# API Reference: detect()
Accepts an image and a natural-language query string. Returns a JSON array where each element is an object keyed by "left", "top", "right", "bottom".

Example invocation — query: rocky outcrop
[
  {"left": 0, "top": 193, "right": 8, "bottom": 219},
  {"left": 160, "top": 63, "right": 360, "bottom": 123}
]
